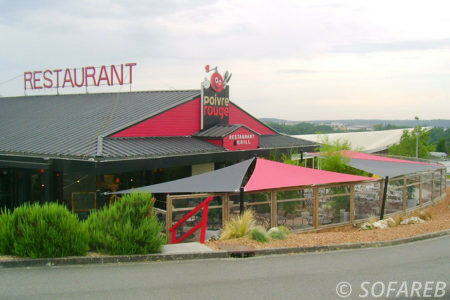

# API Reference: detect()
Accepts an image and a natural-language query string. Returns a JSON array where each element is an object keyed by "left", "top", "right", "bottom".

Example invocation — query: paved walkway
[{"left": 161, "top": 242, "right": 214, "bottom": 255}]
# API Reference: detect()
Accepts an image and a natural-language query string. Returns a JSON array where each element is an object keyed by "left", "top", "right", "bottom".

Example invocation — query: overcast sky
[{"left": 1, "top": 0, "right": 449, "bottom": 120}]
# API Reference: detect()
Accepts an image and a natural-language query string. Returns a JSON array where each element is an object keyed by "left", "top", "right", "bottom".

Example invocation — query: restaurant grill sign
[{"left": 201, "top": 65, "right": 232, "bottom": 130}]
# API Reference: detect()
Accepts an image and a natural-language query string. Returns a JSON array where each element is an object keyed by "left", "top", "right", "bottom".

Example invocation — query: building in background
[{"left": 293, "top": 128, "right": 432, "bottom": 154}]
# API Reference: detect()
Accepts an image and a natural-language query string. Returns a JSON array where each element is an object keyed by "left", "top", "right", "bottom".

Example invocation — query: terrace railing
[
  {"left": 168, "top": 196, "right": 214, "bottom": 244},
  {"left": 163, "top": 167, "right": 446, "bottom": 242}
]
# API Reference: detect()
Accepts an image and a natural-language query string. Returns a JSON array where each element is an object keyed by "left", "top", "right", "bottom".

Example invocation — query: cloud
[
  {"left": 1, "top": 0, "right": 450, "bottom": 120},
  {"left": 333, "top": 38, "right": 450, "bottom": 54},
  {"left": 278, "top": 69, "right": 349, "bottom": 74},
  {"left": 278, "top": 69, "right": 320, "bottom": 74}
]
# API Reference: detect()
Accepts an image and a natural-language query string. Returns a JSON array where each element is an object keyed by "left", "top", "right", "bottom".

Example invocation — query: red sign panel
[{"left": 223, "top": 127, "right": 259, "bottom": 151}]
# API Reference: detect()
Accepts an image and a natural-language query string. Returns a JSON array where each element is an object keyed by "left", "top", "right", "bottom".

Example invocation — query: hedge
[
  {"left": 85, "top": 193, "right": 165, "bottom": 255},
  {"left": 0, "top": 203, "right": 89, "bottom": 258}
]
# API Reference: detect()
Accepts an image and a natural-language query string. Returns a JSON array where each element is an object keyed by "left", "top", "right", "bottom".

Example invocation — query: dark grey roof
[
  {"left": 259, "top": 134, "right": 317, "bottom": 148},
  {"left": 0, "top": 90, "right": 317, "bottom": 162},
  {"left": 193, "top": 124, "right": 255, "bottom": 138},
  {"left": 111, "top": 158, "right": 255, "bottom": 194},
  {"left": 0, "top": 90, "right": 200, "bottom": 158},
  {"left": 101, "top": 137, "right": 223, "bottom": 159}
]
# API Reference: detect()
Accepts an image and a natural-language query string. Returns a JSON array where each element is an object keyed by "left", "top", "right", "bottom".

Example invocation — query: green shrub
[
  {"left": 277, "top": 225, "right": 290, "bottom": 235},
  {"left": 269, "top": 230, "right": 287, "bottom": 240},
  {"left": 220, "top": 210, "right": 256, "bottom": 240},
  {"left": 9, "top": 203, "right": 89, "bottom": 258},
  {"left": 86, "top": 193, "right": 165, "bottom": 255},
  {"left": 250, "top": 226, "right": 269, "bottom": 243},
  {"left": 0, "top": 208, "right": 14, "bottom": 255}
]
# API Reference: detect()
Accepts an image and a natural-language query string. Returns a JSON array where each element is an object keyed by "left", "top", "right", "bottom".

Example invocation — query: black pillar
[
  {"left": 380, "top": 176, "right": 389, "bottom": 220},
  {"left": 239, "top": 187, "right": 244, "bottom": 215}
]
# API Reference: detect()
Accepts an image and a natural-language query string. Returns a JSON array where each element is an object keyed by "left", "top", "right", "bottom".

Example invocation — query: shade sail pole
[
  {"left": 380, "top": 176, "right": 389, "bottom": 220},
  {"left": 239, "top": 187, "right": 244, "bottom": 215}
]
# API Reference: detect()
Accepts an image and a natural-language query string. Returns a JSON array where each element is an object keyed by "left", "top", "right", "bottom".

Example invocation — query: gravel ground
[{"left": 207, "top": 190, "right": 449, "bottom": 251}]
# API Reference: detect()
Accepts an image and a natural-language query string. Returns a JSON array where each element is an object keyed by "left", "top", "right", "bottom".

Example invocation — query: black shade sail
[
  {"left": 348, "top": 158, "right": 442, "bottom": 178},
  {"left": 110, "top": 158, "right": 255, "bottom": 194},
  {"left": 312, "top": 150, "right": 444, "bottom": 178}
]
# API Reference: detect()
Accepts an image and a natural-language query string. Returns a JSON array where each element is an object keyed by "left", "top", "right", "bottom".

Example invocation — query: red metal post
[{"left": 200, "top": 203, "right": 209, "bottom": 243}]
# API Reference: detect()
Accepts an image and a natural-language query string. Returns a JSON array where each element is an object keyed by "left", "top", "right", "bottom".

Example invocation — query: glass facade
[{"left": 0, "top": 168, "right": 58, "bottom": 211}]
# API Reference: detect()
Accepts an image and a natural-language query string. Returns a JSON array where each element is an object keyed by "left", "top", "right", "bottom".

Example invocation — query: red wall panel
[
  {"left": 229, "top": 103, "right": 275, "bottom": 135},
  {"left": 111, "top": 98, "right": 201, "bottom": 137},
  {"left": 205, "top": 139, "right": 223, "bottom": 147}
]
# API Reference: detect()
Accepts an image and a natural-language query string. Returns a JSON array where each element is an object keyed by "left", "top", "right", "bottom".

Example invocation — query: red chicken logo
[
  {"left": 203, "top": 65, "right": 231, "bottom": 93},
  {"left": 210, "top": 72, "right": 224, "bottom": 92}
]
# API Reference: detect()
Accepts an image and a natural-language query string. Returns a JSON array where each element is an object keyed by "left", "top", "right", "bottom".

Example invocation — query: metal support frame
[
  {"left": 313, "top": 186, "right": 319, "bottom": 228},
  {"left": 271, "top": 191, "right": 277, "bottom": 227},
  {"left": 350, "top": 184, "right": 355, "bottom": 224},
  {"left": 431, "top": 172, "right": 435, "bottom": 202},
  {"left": 223, "top": 193, "right": 229, "bottom": 227},
  {"left": 402, "top": 177, "right": 407, "bottom": 211},
  {"left": 166, "top": 195, "right": 173, "bottom": 240},
  {"left": 419, "top": 174, "right": 423, "bottom": 205}
]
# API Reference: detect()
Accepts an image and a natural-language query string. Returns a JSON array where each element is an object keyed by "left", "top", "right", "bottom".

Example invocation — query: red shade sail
[
  {"left": 244, "top": 158, "right": 374, "bottom": 192},
  {"left": 340, "top": 150, "right": 439, "bottom": 166}
]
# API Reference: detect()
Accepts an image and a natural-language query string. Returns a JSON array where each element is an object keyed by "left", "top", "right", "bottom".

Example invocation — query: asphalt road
[{"left": 0, "top": 236, "right": 449, "bottom": 300}]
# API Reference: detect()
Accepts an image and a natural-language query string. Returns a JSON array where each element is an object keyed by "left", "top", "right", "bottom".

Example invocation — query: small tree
[
  {"left": 280, "top": 148, "right": 300, "bottom": 166},
  {"left": 3, "top": 203, "right": 89, "bottom": 258},
  {"left": 267, "top": 147, "right": 300, "bottom": 165},
  {"left": 86, "top": 193, "right": 165, "bottom": 255},
  {"left": 318, "top": 137, "right": 351, "bottom": 173},
  {"left": 388, "top": 128, "right": 434, "bottom": 158},
  {"left": 318, "top": 137, "right": 369, "bottom": 176},
  {"left": 0, "top": 208, "right": 14, "bottom": 255},
  {"left": 436, "top": 138, "right": 448, "bottom": 154}
]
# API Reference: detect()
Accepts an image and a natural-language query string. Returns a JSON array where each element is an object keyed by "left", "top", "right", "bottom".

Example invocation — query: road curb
[
  {"left": 1, "top": 229, "right": 449, "bottom": 269},
  {"left": 0, "top": 251, "right": 229, "bottom": 269},
  {"left": 246, "top": 228, "right": 450, "bottom": 257}
]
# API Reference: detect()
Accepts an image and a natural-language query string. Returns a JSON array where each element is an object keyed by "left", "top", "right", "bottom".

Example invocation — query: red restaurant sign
[
  {"left": 24, "top": 63, "right": 137, "bottom": 90},
  {"left": 223, "top": 127, "right": 259, "bottom": 150},
  {"left": 205, "top": 127, "right": 259, "bottom": 151}
]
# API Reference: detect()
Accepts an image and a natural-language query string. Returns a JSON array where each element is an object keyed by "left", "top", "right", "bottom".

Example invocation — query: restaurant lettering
[
  {"left": 223, "top": 127, "right": 259, "bottom": 150},
  {"left": 229, "top": 133, "right": 255, "bottom": 145},
  {"left": 24, "top": 63, "right": 137, "bottom": 90}
]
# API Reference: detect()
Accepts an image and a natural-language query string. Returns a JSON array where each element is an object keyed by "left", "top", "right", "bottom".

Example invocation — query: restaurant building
[{"left": 0, "top": 68, "right": 316, "bottom": 213}]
